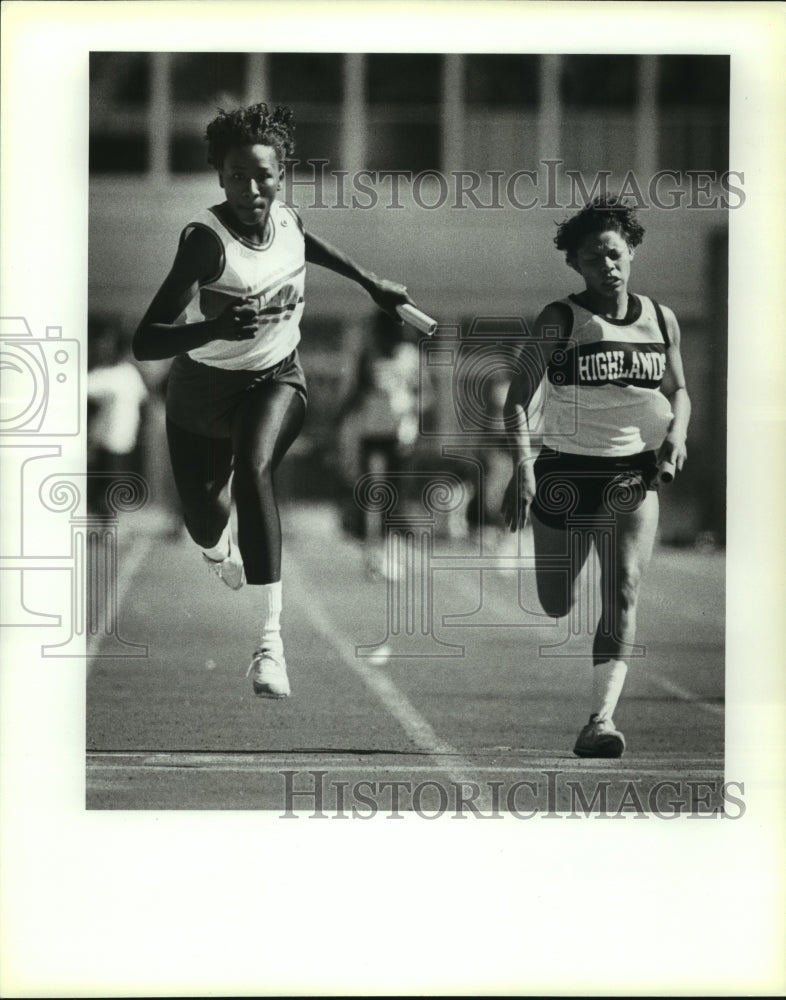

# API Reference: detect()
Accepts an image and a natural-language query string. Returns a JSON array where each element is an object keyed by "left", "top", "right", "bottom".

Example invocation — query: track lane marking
[
  {"left": 643, "top": 673, "right": 725, "bottom": 717},
  {"left": 286, "top": 551, "right": 495, "bottom": 805},
  {"left": 88, "top": 522, "right": 722, "bottom": 807},
  {"left": 87, "top": 759, "right": 725, "bottom": 779},
  {"left": 445, "top": 564, "right": 725, "bottom": 717}
]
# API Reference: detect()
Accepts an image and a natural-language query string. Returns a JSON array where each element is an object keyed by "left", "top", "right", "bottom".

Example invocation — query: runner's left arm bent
[
  {"left": 304, "top": 231, "right": 415, "bottom": 323},
  {"left": 658, "top": 305, "right": 691, "bottom": 474}
]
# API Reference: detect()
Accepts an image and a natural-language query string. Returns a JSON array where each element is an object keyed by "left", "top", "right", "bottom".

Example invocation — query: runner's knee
[
  {"left": 606, "top": 566, "right": 643, "bottom": 612},
  {"left": 234, "top": 446, "right": 274, "bottom": 487}
]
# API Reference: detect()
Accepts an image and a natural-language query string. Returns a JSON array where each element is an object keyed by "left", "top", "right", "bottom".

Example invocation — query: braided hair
[{"left": 205, "top": 102, "right": 296, "bottom": 168}]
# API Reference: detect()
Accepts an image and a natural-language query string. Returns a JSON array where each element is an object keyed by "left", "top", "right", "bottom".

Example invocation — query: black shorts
[
  {"left": 166, "top": 350, "right": 307, "bottom": 440},
  {"left": 530, "top": 446, "right": 660, "bottom": 529}
]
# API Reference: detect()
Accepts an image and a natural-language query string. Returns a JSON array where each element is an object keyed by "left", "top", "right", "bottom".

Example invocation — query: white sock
[
  {"left": 202, "top": 523, "right": 231, "bottom": 562},
  {"left": 592, "top": 659, "right": 628, "bottom": 722},
  {"left": 259, "top": 580, "right": 284, "bottom": 655}
]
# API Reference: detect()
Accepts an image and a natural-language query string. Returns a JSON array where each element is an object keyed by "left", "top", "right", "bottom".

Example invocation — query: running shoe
[
  {"left": 202, "top": 536, "right": 245, "bottom": 590},
  {"left": 247, "top": 648, "right": 291, "bottom": 699},
  {"left": 573, "top": 714, "right": 626, "bottom": 758}
]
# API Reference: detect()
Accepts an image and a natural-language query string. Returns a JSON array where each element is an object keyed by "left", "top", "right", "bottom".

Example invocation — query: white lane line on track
[
  {"left": 87, "top": 536, "right": 154, "bottom": 674},
  {"left": 644, "top": 673, "right": 725, "bottom": 717},
  {"left": 88, "top": 751, "right": 723, "bottom": 768},
  {"left": 87, "top": 759, "right": 725, "bottom": 780},
  {"left": 285, "top": 552, "right": 489, "bottom": 798},
  {"left": 447, "top": 564, "right": 725, "bottom": 718}
]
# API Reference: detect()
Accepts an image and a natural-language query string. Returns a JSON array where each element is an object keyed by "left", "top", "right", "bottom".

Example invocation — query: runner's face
[
  {"left": 219, "top": 144, "right": 282, "bottom": 231},
  {"left": 573, "top": 229, "right": 634, "bottom": 297}
]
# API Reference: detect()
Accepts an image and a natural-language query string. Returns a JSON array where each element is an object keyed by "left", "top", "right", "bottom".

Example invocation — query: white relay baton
[{"left": 396, "top": 303, "right": 437, "bottom": 336}]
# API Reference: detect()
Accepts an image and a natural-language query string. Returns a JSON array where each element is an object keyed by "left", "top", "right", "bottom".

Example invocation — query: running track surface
[{"left": 87, "top": 503, "right": 725, "bottom": 814}]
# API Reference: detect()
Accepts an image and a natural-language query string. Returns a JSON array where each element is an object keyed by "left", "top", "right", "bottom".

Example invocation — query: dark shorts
[
  {"left": 166, "top": 350, "right": 307, "bottom": 440},
  {"left": 530, "top": 446, "right": 660, "bottom": 529}
]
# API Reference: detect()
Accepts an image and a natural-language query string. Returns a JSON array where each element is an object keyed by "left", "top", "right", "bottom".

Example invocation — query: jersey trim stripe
[
  {"left": 651, "top": 298, "right": 671, "bottom": 348},
  {"left": 207, "top": 206, "right": 276, "bottom": 251},
  {"left": 568, "top": 292, "right": 643, "bottom": 326},
  {"left": 251, "top": 264, "right": 306, "bottom": 303},
  {"left": 258, "top": 298, "right": 305, "bottom": 319},
  {"left": 206, "top": 263, "right": 306, "bottom": 304}
]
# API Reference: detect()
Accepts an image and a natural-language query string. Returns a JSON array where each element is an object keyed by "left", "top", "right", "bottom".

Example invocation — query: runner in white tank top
[
  {"left": 182, "top": 200, "right": 306, "bottom": 371},
  {"left": 541, "top": 292, "right": 674, "bottom": 456},
  {"left": 501, "top": 195, "right": 691, "bottom": 759},
  {"left": 133, "top": 103, "right": 422, "bottom": 700}
]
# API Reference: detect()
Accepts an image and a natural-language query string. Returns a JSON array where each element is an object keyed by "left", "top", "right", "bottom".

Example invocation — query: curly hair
[
  {"left": 204, "top": 102, "right": 296, "bottom": 169},
  {"left": 554, "top": 195, "right": 645, "bottom": 268}
]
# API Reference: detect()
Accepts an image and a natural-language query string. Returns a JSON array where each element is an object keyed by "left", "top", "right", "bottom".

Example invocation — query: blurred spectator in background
[
  {"left": 87, "top": 317, "right": 149, "bottom": 515},
  {"left": 463, "top": 370, "right": 516, "bottom": 549},
  {"left": 336, "top": 311, "right": 430, "bottom": 579},
  {"left": 138, "top": 365, "right": 189, "bottom": 540}
]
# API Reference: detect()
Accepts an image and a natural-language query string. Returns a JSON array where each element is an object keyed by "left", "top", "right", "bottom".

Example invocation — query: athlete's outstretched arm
[
  {"left": 304, "top": 231, "right": 415, "bottom": 322},
  {"left": 501, "top": 302, "right": 570, "bottom": 531},
  {"left": 133, "top": 229, "right": 260, "bottom": 362},
  {"left": 657, "top": 305, "right": 691, "bottom": 474}
]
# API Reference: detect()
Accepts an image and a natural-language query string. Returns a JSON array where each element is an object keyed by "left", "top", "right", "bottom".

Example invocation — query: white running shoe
[
  {"left": 573, "top": 714, "right": 626, "bottom": 758},
  {"left": 247, "top": 648, "right": 291, "bottom": 699},
  {"left": 202, "top": 535, "right": 245, "bottom": 590}
]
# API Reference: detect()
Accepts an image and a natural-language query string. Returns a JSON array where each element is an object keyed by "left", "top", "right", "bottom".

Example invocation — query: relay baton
[
  {"left": 396, "top": 303, "right": 437, "bottom": 336},
  {"left": 659, "top": 460, "right": 676, "bottom": 484}
]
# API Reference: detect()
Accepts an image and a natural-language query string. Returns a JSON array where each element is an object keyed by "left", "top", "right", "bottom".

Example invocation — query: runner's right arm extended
[
  {"left": 503, "top": 302, "right": 568, "bottom": 466},
  {"left": 501, "top": 302, "right": 569, "bottom": 530}
]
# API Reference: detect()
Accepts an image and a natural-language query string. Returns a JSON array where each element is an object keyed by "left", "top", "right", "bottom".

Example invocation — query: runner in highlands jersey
[{"left": 501, "top": 195, "right": 691, "bottom": 757}]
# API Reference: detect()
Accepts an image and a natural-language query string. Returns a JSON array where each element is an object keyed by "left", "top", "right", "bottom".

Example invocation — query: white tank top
[
  {"left": 182, "top": 201, "right": 305, "bottom": 371},
  {"left": 541, "top": 293, "right": 674, "bottom": 456}
]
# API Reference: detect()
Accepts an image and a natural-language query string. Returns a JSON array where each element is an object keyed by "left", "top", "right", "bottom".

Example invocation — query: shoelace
[
  {"left": 204, "top": 551, "right": 229, "bottom": 570},
  {"left": 246, "top": 649, "right": 279, "bottom": 677},
  {"left": 204, "top": 543, "right": 245, "bottom": 586}
]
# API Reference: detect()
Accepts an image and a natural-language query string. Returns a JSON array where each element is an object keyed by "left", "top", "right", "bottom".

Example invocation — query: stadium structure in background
[{"left": 88, "top": 52, "right": 729, "bottom": 546}]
